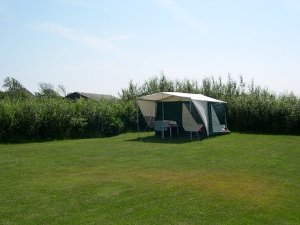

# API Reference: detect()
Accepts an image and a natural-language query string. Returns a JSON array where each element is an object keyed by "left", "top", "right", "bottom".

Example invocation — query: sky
[{"left": 0, "top": 0, "right": 299, "bottom": 96}]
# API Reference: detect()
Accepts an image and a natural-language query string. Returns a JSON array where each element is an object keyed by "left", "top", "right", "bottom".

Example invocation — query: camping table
[
  {"left": 168, "top": 124, "right": 179, "bottom": 138},
  {"left": 154, "top": 120, "right": 179, "bottom": 139}
]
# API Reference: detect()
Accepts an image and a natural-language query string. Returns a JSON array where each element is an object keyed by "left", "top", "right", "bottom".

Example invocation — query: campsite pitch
[{"left": 0, "top": 133, "right": 299, "bottom": 225}]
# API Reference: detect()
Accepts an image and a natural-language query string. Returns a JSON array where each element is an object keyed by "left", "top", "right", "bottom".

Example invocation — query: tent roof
[{"left": 137, "top": 92, "right": 226, "bottom": 103}]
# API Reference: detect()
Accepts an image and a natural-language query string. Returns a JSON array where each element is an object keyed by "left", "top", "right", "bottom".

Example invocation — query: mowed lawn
[{"left": 0, "top": 133, "right": 299, "bottom": 225}]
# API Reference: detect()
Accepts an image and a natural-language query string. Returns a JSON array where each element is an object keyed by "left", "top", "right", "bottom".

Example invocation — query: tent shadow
[{"left": 126, "top": 135, "right": 203, "bottom": 144}]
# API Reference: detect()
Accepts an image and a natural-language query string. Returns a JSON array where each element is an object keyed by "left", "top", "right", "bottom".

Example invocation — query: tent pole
[
  {"left": 136, "top": 101, "right": 140, "bottom": 139},
  {"left": 162, "top": 93, "right": 164, "bottom": 140},
  {"left": 225, "top": 106, "right": 228, "bottom": 129},
  {"left": 190, "top": 101, "right": 192, "bottom": 140}
]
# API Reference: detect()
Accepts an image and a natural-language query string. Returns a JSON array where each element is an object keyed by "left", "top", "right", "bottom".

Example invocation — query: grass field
[{"left": 0, "top": 133, "right": 299, "bottom": 225}]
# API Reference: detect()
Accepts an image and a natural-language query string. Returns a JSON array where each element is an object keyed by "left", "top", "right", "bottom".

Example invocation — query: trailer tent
[{"left": 137, "top": 92, "right": 229, "bottom": 138}]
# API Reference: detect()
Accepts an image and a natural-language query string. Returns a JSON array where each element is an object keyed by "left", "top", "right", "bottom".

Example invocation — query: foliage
[
  {"left": 57, "top": 84, "right": 67, "bottom": 96},
  {"left": 35, "top": 82, "right": 61, "bottom": 98},
  {"left": 1, "top": 77, "right": 33, "bottom": 99},
  {"left": 3, "top": 77, "right": 23, "bottom": 91},
  {"left": 0, "top": 91, "right": 5, "bottom": 100},
  {"left": 0, "top": 98, "right": 126, "bottom": 142},
  {"left": 119, "top": 80, "right": 139, "bottom": 102}
]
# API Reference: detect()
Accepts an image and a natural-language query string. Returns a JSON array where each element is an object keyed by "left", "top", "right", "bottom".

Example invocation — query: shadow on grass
[{"left": 126, "top": 134, "right": 204, "bottom": 144}]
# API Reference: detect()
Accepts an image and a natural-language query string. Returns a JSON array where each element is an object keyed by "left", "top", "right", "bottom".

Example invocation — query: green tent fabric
[{"left": 137, "top": 92, "right": 229, "bottom": 137}]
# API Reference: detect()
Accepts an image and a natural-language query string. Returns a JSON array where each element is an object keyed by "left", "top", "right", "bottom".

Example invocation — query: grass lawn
[{"left": 0, "top": 132, "right": 299, "bottom": 225}]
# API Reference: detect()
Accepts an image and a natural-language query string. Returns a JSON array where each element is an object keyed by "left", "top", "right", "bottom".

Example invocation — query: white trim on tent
[
  {"left": 192, "top": 100, "right": 210, "bottom": 135},
  {"left": 137, "top": 92, "right": 226, "bottom": 103},
  {"left": 182, "top": 103, "right": 203, "bottom": 132},
  {"left": 137, "top": 100, "right": 156, "bottom": 128}
]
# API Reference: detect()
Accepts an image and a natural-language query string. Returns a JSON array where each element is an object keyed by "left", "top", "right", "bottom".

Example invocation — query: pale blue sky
[{"left": 0, "top": 0, "right": 299, "bottom": 96}]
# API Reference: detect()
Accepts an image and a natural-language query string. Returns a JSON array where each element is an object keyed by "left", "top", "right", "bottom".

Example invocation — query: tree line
[
  {"left": 0, "top": 77, "right": 66, "bottom": 99},
  {"left": 0, "top": 75, "right": 299, "bottom": 142}
]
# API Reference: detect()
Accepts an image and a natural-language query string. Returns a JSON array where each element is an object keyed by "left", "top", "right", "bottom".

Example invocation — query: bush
[{"left": 0, "top": 98, "right": 126, "bottom": 143}]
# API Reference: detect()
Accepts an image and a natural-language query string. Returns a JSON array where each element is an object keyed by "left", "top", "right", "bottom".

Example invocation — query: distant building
[
  {"left": 22, "top": 88, "right": 35, "bottom": 97},
  {"left": 65, "top": 92, "right": 118, "bottom": 101}
]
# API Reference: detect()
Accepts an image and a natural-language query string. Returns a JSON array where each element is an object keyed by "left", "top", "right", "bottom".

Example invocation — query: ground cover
[{"left": 0, "top": 133, "right": 299, "bottom": 225}]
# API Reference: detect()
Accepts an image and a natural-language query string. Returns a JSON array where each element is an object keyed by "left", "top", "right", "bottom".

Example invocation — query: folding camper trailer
[{"left": 137, "top": 92, "right": 229, "bottom": 139}]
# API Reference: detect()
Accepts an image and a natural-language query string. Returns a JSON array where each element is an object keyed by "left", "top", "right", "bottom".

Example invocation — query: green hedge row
[
  {"left": 0, "top": 98, "right": 136, "bottom": 142},
  {"left": 0, "top": 75, "right": 299, "bottom": 142},
  {"left": 227, "top": 94, "right": 300, "bottom": 134}
]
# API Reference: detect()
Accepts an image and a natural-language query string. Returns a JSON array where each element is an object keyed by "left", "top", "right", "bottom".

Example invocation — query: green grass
[{"left": 0, "top": 133, "right": 299, "bottom": 225}]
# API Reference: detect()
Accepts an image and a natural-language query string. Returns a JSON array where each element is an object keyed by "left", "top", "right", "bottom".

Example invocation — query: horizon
[
  {"left": 0, "top": 74, "right": 299, "bottom": 97},
  {"left": 1, "top": 0, "right": 299, "bottom": 96}
]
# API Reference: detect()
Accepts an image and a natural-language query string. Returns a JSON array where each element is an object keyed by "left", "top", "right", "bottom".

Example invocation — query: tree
[
  {"left": 120, "top": 80, "right": 139, "bottom": 101},
  {"left": 0, "top": 90, "right": 5, "bottom": 100},
  {"left": 36, "top": 83, "right": 60, "bottom": 98},
  {"left": 2, "top": 77, "right": 32, "bottom": 99},
  {"left": 57, "top": 84, "right": 67, "bottom": 97},
  {"left": 3, "top": 77, "right": 24, "bottom": 91}
]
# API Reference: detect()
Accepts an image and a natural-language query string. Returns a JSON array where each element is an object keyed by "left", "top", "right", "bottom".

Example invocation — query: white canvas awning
[{"left": 137, "top": 92, "right": 226, "bottom": 103}]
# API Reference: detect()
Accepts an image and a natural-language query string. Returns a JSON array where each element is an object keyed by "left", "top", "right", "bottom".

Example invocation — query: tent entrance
[
  {"left": 155, "top": 101, "right": 206, "bottom": 138},
  {"left": 208, "top": 102, "right": 227, "bottom": 135},
  {"left": 155, "top": 102, "right": 183, "bottom": 137},
  {"left": 182, "top": 103, "right": 205, "bottom": 138}
]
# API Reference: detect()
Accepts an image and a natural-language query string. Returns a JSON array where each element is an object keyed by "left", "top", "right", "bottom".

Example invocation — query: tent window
[
  {"left": 212, "top": 103, "right": 226, "bottom": 125},
  {"left": 156, "top": 102, "right": 183, "bottom": 125}
]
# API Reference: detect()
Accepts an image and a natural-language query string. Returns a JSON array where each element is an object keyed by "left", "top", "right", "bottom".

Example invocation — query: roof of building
[
  {"left": 66, "top": 92, "right": 117, "bottom": 101},
  {"left": 22, "top": 88, "right": 35, "bottom": 97}
]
